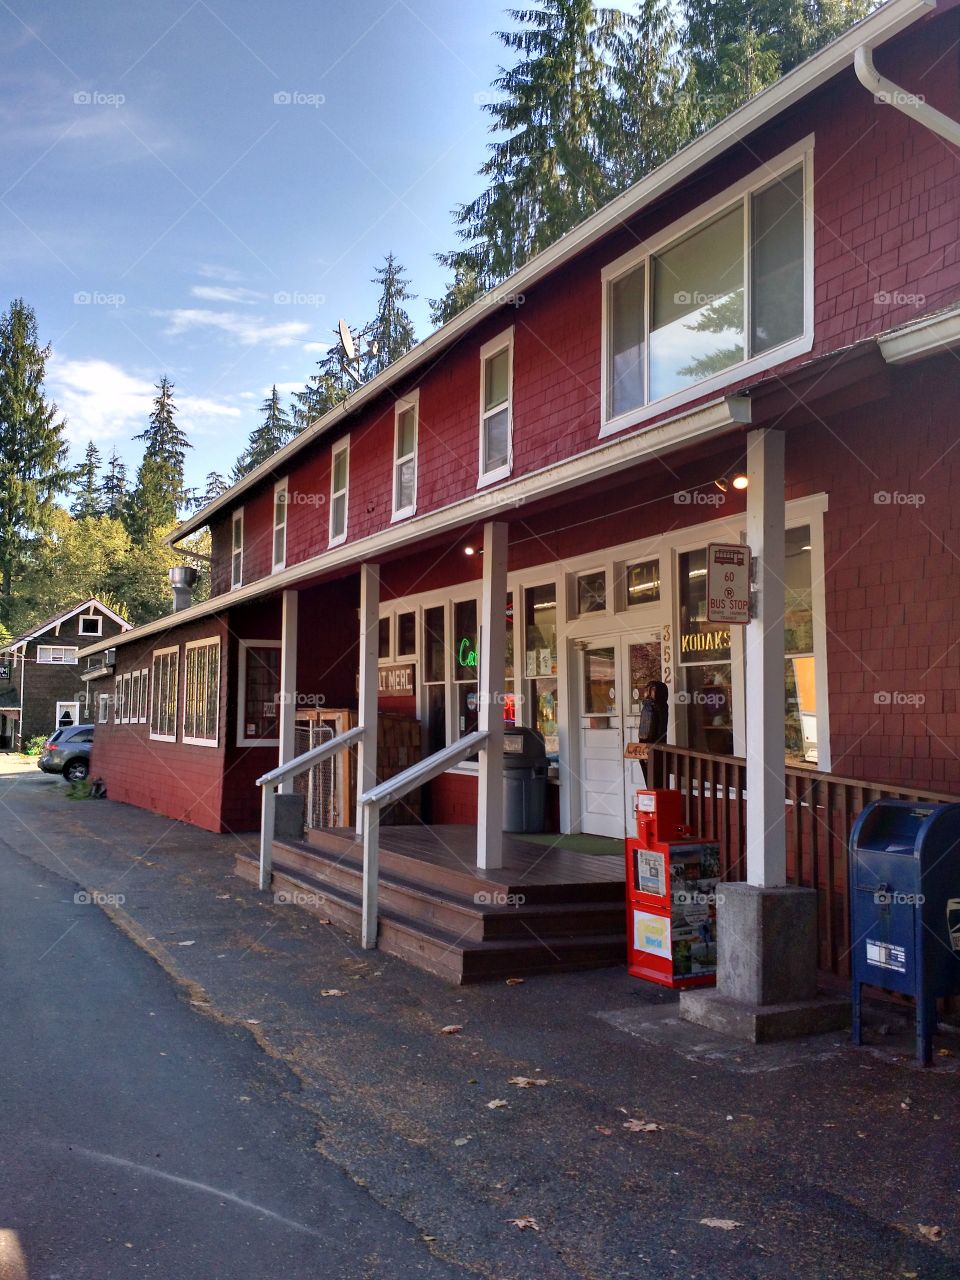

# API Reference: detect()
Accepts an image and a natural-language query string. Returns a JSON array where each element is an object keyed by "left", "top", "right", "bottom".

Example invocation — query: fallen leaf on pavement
[
  {"left": 594, "top": 1125, "right": 613, "bottom": 1135},
  {"left": 505, "top": 978, "right": 524, "bottom": 986},
  {"left": 486, "top": 1099, "right": 509, "bottom": 1109},
  {"left": 507, "top": 1217, "right": 540, "bottom": 1231},
  {"left": 315, "top": 918, "right": 332, "bottom": 925},
  {"left": 623, "top": 1119, "right": 662, "bottom": 1133},
  {"left": 700, "top": 1219, "right": 742, "bottom": 1231},
  {"left": 177, "top": 941, "right": 196, "bottom": 947},
  {"left": 453, "top": 1137, "right": 471, "bottom": 1146},
  {"left": 320, "top": 989, "right": 345, "bottom": 997},
  {"left": 441, "top": 1025, "right": 463, "bottom": 1035},
  {"left": 918, "top": 1225, "right": 944, "bottom": 1242},
  {"left": 937, "top": 1048, "right": 952, "bottom": 1057},
  {"left": 509, "top": 1076, "right": 549, "bottom": 1087}
]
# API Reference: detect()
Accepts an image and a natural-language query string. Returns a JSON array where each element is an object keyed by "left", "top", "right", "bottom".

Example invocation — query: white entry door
[{"left": 579, "top": 633, "right": 662, "bottom": 839}]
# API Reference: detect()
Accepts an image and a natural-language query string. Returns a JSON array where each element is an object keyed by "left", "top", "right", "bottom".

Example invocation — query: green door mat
[{"left": 517, "top": 832, "right": 624, "bottom": 857}]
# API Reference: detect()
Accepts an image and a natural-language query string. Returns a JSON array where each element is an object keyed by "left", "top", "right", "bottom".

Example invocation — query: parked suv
[{"left": 38, "top": 724, "right": 94, "bottom": 782}]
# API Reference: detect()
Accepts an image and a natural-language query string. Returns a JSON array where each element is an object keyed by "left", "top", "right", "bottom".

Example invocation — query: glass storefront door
[{"left": 579, "top": 631, "right": 662, "bottom": 838}]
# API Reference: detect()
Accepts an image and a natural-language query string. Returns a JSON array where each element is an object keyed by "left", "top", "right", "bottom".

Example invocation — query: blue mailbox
[{"left": 849, "top": 799, "right": 960, "bottom": 1065}]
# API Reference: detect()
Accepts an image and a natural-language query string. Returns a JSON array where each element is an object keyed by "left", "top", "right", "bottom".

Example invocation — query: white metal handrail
[
  {"left": 256, "top": 724, "right": 365, "bottom": 890},
  {"left": 357, "top": 729, "right": 490, "bottom": 948}
]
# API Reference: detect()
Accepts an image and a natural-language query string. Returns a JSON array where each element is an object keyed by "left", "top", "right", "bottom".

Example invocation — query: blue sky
[{"left": 1, "top": 0, "right": 521, "bottom": 491}]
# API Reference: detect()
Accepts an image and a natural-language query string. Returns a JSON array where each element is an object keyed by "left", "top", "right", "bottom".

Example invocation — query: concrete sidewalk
[{"left": 3, "top": 763, "right": 959, "bottom": 1280}]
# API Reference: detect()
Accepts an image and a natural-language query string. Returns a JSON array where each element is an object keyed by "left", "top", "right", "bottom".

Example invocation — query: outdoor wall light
[{"left": 714, "top": 471, "right": 749, "bottom": 493}]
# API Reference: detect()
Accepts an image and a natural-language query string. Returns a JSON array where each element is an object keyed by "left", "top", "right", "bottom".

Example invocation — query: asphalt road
[{"left": 0, "top": 841, "right": 464, "bottom": 1280}]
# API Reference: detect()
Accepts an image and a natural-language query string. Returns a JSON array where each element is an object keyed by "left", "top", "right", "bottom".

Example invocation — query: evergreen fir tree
[
  {"left": 291, "top": 331, "right": 352, "bottom": 431},
  {"left": 442, "top": 2, "right": 624, "bottom": 289},
  {"left": 101, "top": 449, "right": 127, "bottom": 519},
  {"left": 361, "top": 254, "right": 417, "bottom": 379},
  {"left": 233, "top": 386, "right": 292, "bottom": 480},
  {"left": 199, "top": 471, "right": 229, "bottom": 506},
  {"left": 429, "top": 260, "right": 490, "bottom": 328},
  {"left": 0, "top": 298, "right": 74, "bottom": 624},
  {"left": 125, "top": 376, "right": 191, "bottom": 540},
  {"left": 71, "top": 440, "right": 104, "bottom": 519}
]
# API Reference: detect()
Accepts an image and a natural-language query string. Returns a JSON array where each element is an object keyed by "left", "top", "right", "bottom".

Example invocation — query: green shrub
[
  {"left": 65, "top": 778, "right": 93, "bottom": 801},
  {"left": 22, "top": 735, "right": 47, "bottom": 757}
]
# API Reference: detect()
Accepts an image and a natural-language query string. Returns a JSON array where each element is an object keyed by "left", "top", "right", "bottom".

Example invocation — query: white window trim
[
  {"left": 37, "top": 645, "right": 78, "bottom": 665},
  {"left": 121, "top": 671, "right": 132, "bottom": 724},
  {"left": 237, "top": 639, "right": 282, "bottom": 747},
  {"left": 600, "top": 137, "right": 815, "bottom": 440},
  {"left": 138, "top": 667, "right": 149, "bottom": 723},
  {"left": 272, "top": 478, "right": 288, "bottom": 573},
  {"left": 150, "top": 645, "right": 179, "bottom": 743},
  {"left": 182, "top": 637, "right": 220, "bottom": 748},
  {"left": 97, "top": 692, "right": 110, "bottom": 723},
  {"left": 477, "top": 327, "right": 514, "bottom": 488},
  {"left": 391, "top": 391, "right": 419, "bottom": 522},
  {"left": 231, "top": 509, "right": 244, "bottom": 590},
  {"left": 329, "top": 437, "right": 350, "bottom": 547},
  {"left": 78, "top": 613, "right": 103, "bottom": 637},
  {"left": 114, "top": 676, "right": 122, "bottom": 724}
]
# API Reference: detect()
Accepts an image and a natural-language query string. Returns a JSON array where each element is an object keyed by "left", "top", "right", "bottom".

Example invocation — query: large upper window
[
  {"left": 393, "top": 395, "right": 418, "bottom": 521},
  {"left": 272, "top": 480, "right": 288, "bottom": 572},
  {"left": 231, "top": 510, "right": 243, "bottom": 589},
  {"left": 150, "top": 647, "right": 179, "bottom": 742},
  {"left": 603, "top": 157, "right": 808, "bottom": 430},
  {"left": 37, "top": 646, "right": 78, "bottom": 664},
  {"left": 329, "top": 439, "right": 349, "bottom": 546},
  {"left": 478, "top": 329, "right": 513, "bottom": 486},
  {"left": 183, "top": 638, "right": 220, "bottom": 746}
]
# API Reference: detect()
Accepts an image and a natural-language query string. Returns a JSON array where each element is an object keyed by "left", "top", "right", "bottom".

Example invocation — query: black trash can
[{"left": 502, "top": 727, "right": 547, "bottom": 834}]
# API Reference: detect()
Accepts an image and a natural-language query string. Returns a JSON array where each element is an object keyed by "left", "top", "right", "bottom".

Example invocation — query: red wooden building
[{"left": 82, "top": 0, "right": 960, "bottom": 988}]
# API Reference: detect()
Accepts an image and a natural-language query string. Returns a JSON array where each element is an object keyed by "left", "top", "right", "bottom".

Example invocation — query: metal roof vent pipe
[{"left": 169, "top": 565, "right": 199, "bottom": 612}]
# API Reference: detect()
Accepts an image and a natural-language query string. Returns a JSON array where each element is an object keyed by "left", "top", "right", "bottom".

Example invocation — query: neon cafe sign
[{"left": 458, "top": 637, "right": 478, "bottom": 669}]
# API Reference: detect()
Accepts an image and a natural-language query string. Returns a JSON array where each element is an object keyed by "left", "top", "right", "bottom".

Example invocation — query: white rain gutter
[{"left": 854, "top": 43, "right": 960, "bottom": 145}]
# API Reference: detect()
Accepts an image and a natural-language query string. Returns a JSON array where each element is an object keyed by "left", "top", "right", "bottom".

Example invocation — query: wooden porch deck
[{"left": 235, "top": 822, "right": 628, "bottom": 984}]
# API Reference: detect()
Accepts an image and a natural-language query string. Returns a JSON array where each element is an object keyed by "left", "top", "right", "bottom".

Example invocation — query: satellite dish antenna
[{"left": 337, "top": 318, "right": 356, "bottom": 363}]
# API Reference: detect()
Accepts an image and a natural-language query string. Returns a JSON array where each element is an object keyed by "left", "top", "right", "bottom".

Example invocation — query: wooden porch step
[
  {"left": 276, "top": 837, "right": 625, "bottom": 943},
  {"left": 234, "top": 845, "right": 627, "bottom": 985}
]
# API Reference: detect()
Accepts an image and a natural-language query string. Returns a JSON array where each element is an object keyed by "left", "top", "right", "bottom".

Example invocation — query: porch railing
[
  {"left": 357, "top": 729, "right": 489, "bottom": 947},
  {"left": 256, "top": 724, "right": 365, "bottom": 891},
  {"left": 648, "top": 744, "right": 959, "bottom": 977}
]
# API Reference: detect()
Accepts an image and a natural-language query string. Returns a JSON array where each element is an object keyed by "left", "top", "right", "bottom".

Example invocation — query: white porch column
[
  {"left": 277, "top": 589, "right": 298, "bottom": 796},
  {"left": 477, "top": 521, "right": 508, "bottom": 870},
  {"left": 357, "top": 562, "right": 380, "bottom": 949},
  {"left": 744, "top": 427, "right": 786, "bottom": 887}
]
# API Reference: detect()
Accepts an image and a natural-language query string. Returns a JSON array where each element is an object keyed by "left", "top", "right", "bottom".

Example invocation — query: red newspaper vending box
[{"left": 625, "top": 790, "right": 721, "bottom": 989}]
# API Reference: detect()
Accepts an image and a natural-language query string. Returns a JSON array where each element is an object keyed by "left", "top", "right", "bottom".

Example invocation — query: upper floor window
[
  {"left": 329, "top": 438, "right": 349, "bottom": 546},
  {"left": 37, "top": 645, "right": 78, "bottom": 664},
  {"left": 602, "top": 152, "right": 810, "bottom": 433},
  {"left": 78, "top": 613, "right": 102, "bottom": 637},
  {"left": 478, "top": 329, "right": 514, "bottom": 487},
  {"left": 272, "top": 479, "right": 288, "bottom": 572},
  {"left": 231, "top": 510, "right": 244, "bottom": 589},
  {"left": 392, "top": 394, "right": 418, "bottom": 521}
]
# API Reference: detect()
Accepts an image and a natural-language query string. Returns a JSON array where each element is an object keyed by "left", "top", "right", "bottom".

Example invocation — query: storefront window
[
  {"left": 423, "top": 606, "right": 445, "bottom": 753},
  {"left": 625, "top": 558, "right": 660, "bottom": 606},
  {"left": 504, "top": 593, "right": 516, "bottom": 726},
  {"left": 577, "top": 570, "right": 606, "bottom": 615},
  {"left": 397, "top": 611, "right": 416, "bottom": 657},
  {"left": 242, "top": 644, "right": 280, "bottom": 741},
  {"left": 453, "top": 600, "right": 478, "bottom": 739},
  {"left": 784, "top": 525, "right": 816, "bottom": 765},
  {"left": 524, "top": 584, "right": 557, "bottom": 677},
  {"left": 378, "top": 617, "right": 391, "bottom": 659},
  {"left": 678, "top": 549, "right": 732, "bottom": 754}
]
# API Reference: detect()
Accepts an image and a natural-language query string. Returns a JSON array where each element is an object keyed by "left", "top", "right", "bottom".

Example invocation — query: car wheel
[{"left": 64, "top": 759, "right": 89, "bottom": 782}]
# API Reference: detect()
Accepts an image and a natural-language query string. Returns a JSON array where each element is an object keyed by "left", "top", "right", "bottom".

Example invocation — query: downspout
[{"left": 854, "top": 44, "right": 960, "bottom": 146}]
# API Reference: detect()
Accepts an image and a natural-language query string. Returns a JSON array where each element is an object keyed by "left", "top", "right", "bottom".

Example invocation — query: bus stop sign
[{"left": 706, "top": 543, "right": 751, "bottom": 625}]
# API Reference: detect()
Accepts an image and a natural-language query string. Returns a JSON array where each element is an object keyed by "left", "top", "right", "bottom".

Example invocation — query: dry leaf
[
  {"left": 622, "top": 1119, "right": 662, "bottom": 1133},
  {"left": 320, "top": 989, "right": 345, "bottom": 997},
  {"left": 509, "top": 1076, "right": 549, "bottom": 1088},
  {"left": 316, "top": 918, "right": 332, "bottom": 925},
  {"left": 505, "top": 977, "right": 524, "bottom": 986},
  {"left": 595, "top": 1125, "right": 613, "bottom": 1135},
  {"left": 441, "top": 1025, "right": 463, "bottom": 1035},
  {"left": 453, "top": 1137, "right": 471, "bottom": 1146},
  {"left": 918, "top": 1224, "right": 944, "bottom": 1242},
  {"left": 507, "top": 1217, "right": 540, "bottom": 1231},
  {"left": 486, "top": 1099, "right": 508, "bottom": 1110},
  {"left": 700, "top": 1219, "right": 742, "bottom": 1231},
  {"left": 177, "top": 940, "right": 196, "bottom": 947},
  {"left": 937, "top": 1048, "right": 952, "bottom": 1057}
]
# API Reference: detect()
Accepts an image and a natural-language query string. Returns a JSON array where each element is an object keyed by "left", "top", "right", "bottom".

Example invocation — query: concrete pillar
[
  {"left": 744, "top": 427, "right": 786, "bottom": 887},
  {"left": 477, "top": 522, "right": 508, "bottom": 870},
  {"left": 277, "top": 589, "right": 298, "bottom": 796}
]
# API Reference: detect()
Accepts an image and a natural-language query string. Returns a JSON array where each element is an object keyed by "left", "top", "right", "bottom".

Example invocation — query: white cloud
[
  {"left": 264, "top": 381, "right": 302, "bottom": 397},
  {"left": 190, "top": 284, "right": 264, "bottom": 305},
  {"left": 304, "top": 341, "right": 332, "bottom": 353},
  {"left": 161, "top": 308, "right": 311, "bottom": 347},
  {"left": 48, "top": 356, "right": 241, "bottom": 452},
  {"left": 196, "top": 263, "right": 243, "bottom": 283}
]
